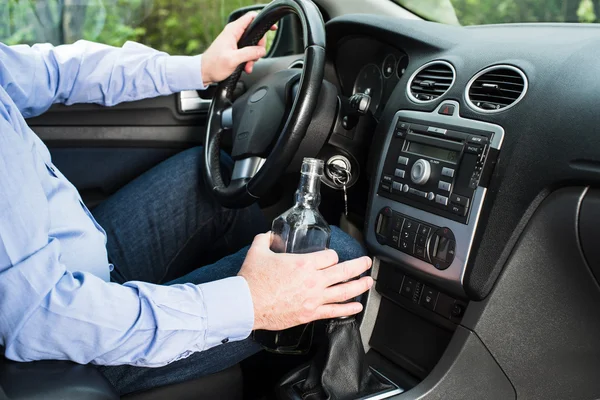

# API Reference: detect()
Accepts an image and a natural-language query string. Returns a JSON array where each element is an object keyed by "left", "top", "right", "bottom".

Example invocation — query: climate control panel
[{"left": 375, "top": 207, "right": 456, "bottom": 270}]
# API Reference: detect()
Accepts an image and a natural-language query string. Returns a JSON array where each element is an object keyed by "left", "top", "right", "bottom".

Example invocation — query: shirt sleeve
[
  {"left": 0, "top": 40, "right": 207, "bottom": 118},
  {"left": 0, "top": 119, "right": 254, "bottom": 367}
]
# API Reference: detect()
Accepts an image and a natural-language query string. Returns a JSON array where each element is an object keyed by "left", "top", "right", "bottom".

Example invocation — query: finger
[
  {"left": 322, "top": 276, "right": 374, "bottom": 304},
  {"left": 245, "top": 61, "right": 254, "bottom": 75},
  {"left": 251, "top": 232, "right": 272, "bottom": 249},
  {"left": 232, "top": 46, "right": 266, "bottom": 66},
  {"left": 322, "top": 256, "right": 372, "bottom": 286},
  {"left": 232, "top": 11, "right": 258, "bottom": 30},
  {"left": 315, "top": 302, "right": 363, "bottom": 320},
  {"left": 270, "top": 24, "right": 278, "bottom": 31},
  {"left": 258, "top": 35, "right": 267, "bottom": 49},
  {"left": 286, "top": 248, "right": 338, "bottom": 271},
  {"left": 227, "top": 11, "right": 259, "bottom": 39},
  {"left": 307, "top": 249, "right": 339, "bottom": 270}
]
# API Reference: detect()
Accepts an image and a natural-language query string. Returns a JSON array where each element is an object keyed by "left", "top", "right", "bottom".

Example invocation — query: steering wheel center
[{"left": 231, "top": 69, "right": 301, "bottom": 159}]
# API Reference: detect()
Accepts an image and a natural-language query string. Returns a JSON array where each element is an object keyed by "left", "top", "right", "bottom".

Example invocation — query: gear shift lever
[{"left": 275, "top": 317, "right": 396, "bottom": 400}]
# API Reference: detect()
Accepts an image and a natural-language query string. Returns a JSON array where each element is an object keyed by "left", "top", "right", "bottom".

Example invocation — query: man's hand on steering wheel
[{"left": 201, "top": 12, "right": 276, "bottom": 87}]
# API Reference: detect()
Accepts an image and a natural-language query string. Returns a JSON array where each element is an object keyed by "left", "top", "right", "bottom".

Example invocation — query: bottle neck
[{"left": 294, "top": 172, "right": 322, "bottom": 208}]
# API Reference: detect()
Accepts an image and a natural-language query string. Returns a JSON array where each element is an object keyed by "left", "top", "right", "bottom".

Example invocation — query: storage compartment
[{"left": 369, "top": 262, "right": 465, "bottom": 379}]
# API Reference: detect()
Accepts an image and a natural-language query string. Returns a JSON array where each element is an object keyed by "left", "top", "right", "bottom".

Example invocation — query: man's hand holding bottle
[{"left": 238, "top": 233, "right": 374, "bottom": 331}]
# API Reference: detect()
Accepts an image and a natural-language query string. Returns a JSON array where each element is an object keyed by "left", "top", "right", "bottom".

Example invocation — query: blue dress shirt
[{"left": 0, "top": 41, "right": 254, "bottom": 367}]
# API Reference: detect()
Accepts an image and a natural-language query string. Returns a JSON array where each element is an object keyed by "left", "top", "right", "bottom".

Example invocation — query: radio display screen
[{"left": 408, "top": 142, "right": 459, "bottom": 164}]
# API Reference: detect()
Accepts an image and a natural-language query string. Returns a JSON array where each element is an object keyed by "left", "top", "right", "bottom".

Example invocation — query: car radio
[
  {"left": 366, "top": 101, "right": 504, "bottom": 298},
  {"left": 378, "top": 118, "right": 495, "bottom": 224}
]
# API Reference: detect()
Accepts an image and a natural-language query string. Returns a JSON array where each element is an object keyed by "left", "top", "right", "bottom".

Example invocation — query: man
[{"left": 0, "top": 11, "right": 373, "bottom": 395}]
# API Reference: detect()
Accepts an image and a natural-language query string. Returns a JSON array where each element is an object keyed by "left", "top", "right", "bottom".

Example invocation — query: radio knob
[{"left": 411, "top": 159, "right": 431, "bottom": 185}]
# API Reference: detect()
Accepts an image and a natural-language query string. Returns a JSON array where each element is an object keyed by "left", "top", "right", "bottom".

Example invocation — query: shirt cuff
[
  {"left": 199, "top": 276, "right": 254, "bottom": 349},
  {"left": 165, "top": 54, "right": 207, "bottom": 92}
]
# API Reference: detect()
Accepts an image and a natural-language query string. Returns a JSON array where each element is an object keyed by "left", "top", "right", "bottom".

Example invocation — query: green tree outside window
[{"left": 0, "top": 0, "right": 274, "bottom": 55}]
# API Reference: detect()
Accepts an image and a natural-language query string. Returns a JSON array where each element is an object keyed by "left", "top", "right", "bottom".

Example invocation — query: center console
[{"left": 366, "top": 101, "right": 504, "bottom": 298}]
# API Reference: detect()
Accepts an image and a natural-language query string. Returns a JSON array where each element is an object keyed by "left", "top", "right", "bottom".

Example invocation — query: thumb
[
  {"left": 232, "top": 46, "right": 266, "bottom": 66},
  {"left": 251, "top": 232, "right": 273, "bottom": 249}
]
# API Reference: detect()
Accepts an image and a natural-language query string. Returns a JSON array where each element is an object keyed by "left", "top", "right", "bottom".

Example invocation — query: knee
[
  {"left": 176, "top": 147, "right": 233, "bottom": 180},
  {"left": 329, "top": 226, "right": 367, "bottom": 263}
]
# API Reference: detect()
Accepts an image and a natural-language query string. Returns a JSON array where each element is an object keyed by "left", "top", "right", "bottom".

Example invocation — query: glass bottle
[{"left": 253, "top": 158, "right": 331, "bottom": 354}]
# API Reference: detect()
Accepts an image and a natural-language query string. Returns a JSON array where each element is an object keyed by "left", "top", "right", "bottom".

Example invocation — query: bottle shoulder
[{"left": 273, "top": 206, "right": 330, "bottom": 229}]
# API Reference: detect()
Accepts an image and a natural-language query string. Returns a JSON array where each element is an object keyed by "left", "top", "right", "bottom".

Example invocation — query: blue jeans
[{"left": 91, "top": 147, "right": 366, "bottom": 396}]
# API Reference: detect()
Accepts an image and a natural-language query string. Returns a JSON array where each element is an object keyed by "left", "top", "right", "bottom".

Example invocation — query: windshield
[{"left": 395, "top": 0, "right": 600, "bottom": 25}]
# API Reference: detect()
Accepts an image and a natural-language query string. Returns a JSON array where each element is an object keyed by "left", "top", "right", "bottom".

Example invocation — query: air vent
[
  {"left": 407, "top": 61, "right": 456, "bottom": 103},
  {"left": 466, "top": 65, "right": 527, "bottom": 113}
]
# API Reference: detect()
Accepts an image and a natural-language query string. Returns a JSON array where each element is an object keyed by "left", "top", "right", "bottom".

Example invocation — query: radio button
[
  {"left": 396, "top": 121, "right": 410, "bottom": 131},
  {"left": 450, "top": 193, "right": 470, "bottom": 207},
  {"left": 468, "top": 135, "right": 489, "bottom": 145},
  {"left": 403, "top": 219, "right": 418, "bottom": 232},
  {"left": 441, "top": 167, "right": 455, "bottom": 178},
  {"left": 382, "top": 175, "right": 393, "bottom": 184},
  {"left": 427, "top": 192, "right": 435, "bottom": 201},
  {"left": 411, "top": 159, "right": 431, "bottom": 185},
  {"left": 418, "top": 225, "right": 431, "bottom": 237},
  {"left": 398, "top": 156, "right": 409, "bottom": 165},
  {"left": 435, "top": 194, "right": 449, "bottom": 206},
  {"left": 402, "top": 184, "right": 410, "bottom": 193},
  {"left": 392, "top": 181, "right": 403, "bottom": 192},
  {"left": 450, "top": 204, "right": 466, "bottom": 216},
  {"left": 465, "top": 144, "right": 483, "bottom": 154},
  {"left": 394, "top": 168, "right": 406, "bottom": 179},
  {"left": 438, "top": 181, "right": 451, "bottom": 192},
  {"left": 381, "top": 183, "right": 391, "bottom": 192}
]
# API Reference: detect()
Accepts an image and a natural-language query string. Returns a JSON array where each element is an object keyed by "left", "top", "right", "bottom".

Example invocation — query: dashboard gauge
[
  {"left": 397, "top": 54, "right": 409, "bottom": 79},
  {"left": 382, "top": 54, "right": 396, "bottom": 78},
  {"left": 353, "top": 63, "right": 383, "bottom": 114}
]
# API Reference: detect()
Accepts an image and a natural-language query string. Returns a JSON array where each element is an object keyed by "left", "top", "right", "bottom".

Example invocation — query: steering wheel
[{"left": 203, "top": 0, "right": 326, "bottom": 208}]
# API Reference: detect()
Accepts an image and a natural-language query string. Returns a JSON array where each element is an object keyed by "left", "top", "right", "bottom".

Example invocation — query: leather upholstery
[
  {"left": 0, "top": 357, "right": 118, "bottom": 400},
  {"left": 0, "top": 355, "right": 243, "bottom": 400}
]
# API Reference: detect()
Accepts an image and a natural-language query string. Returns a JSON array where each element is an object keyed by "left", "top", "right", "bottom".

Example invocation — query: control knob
[{"left": 411, "top": 159, "right": 431, "bottom": 185}]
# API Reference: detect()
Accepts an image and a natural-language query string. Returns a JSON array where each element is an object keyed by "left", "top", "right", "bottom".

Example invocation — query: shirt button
[{"left": 221, "top": 338, "right": 230, "bottom": 344}]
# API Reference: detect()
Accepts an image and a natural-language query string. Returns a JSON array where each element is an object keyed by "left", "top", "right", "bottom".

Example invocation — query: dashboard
[
  {"left": 335, "top": 37, "right": 409, "bottom": 119},
  {"left": 323, "top": 16, "right": 600, "bottom": 302},
  {"left": 315, "top": 14, "right": 600, "bottom": 398}
]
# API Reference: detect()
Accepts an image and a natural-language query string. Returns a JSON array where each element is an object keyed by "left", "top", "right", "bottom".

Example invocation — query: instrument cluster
[{"left": 335, "top": 36, "right": 408, "bottom": 120}]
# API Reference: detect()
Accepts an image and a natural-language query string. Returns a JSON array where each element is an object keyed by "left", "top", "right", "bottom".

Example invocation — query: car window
[
  {"left": 393, "top": 0, "right": 600, "bottom": 25},
  {"left": 0, "top": 0, "right": 275, "bottom": 55}
]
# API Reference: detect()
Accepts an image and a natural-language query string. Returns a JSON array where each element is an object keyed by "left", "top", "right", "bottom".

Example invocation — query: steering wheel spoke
[
  {"left": 221, "top": 106, "right": 233, "bottom": 130},
  {"left": 232, "top": 157, "right": 266, "bottom": 181}
]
